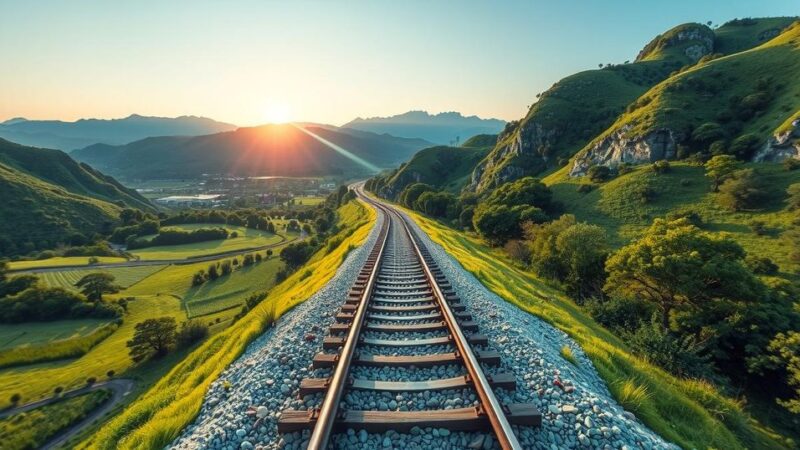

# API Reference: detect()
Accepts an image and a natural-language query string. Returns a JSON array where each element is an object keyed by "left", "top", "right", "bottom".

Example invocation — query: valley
[{"left": 1, "top": 5, "right": 800, "bottom": 450}]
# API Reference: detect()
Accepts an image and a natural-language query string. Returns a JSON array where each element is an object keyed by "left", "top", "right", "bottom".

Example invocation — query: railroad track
[{"left": 278, "top": 196, "right": 541, "bottom": 448}]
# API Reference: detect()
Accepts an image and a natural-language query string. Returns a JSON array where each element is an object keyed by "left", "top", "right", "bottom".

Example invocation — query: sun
[{"left": 263, "top": 103, "right": 291, "bottom": 124}]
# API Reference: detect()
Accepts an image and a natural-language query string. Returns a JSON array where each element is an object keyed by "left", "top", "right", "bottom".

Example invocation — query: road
[
  {"left": 0, "top": 378, "right": 134, "bottom": 449},
  {"left": 10, "top": 235, "right": 297, "bottom": 274}
]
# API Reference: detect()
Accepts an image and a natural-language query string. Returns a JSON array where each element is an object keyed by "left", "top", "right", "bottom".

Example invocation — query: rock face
[
  {"left": 753, "top": 119, "right": 800, "bottom": 162},
  {"left": 676, "top": 28, "right": 715, "bottom": 61},
  {"left": 468, "top": 122, "right": 557, "bottom": 191},
  {"left": 569, "top": 127, "right": 679, "bottom": 176}
]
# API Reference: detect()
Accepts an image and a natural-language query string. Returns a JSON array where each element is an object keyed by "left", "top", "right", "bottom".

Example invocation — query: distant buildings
[{"left": 154, "top": 194, "right": 224, "bottom": 208}]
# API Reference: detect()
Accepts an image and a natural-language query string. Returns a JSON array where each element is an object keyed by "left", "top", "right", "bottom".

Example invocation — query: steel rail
[
  {"left": 305, "top": 204, "right": 390, "bottom": 450},
  {"left": 386, "top": 205, "right": 524, "bottom": 450}
]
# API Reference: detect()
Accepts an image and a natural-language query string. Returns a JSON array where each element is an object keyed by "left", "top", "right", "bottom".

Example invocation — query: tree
[
  {"left": 207, "top": 263, "right": 219, "bottom": 280},
  {"left": 717, "top": 169, "right": 769, "bottom": 211},
  {"left": 729, "top": 133, "right": 761, "bottom": 159},
  {"left": 786, "top": 183, "right": 800, "bottom": 210},
  {"left": 764, "top": 331, "right": 800, "bottom": 413},
  {"left": 472, "top": 204, "right": 521, "bottom": 245},
  {"left": 483, "top": 177, "right": 553, "bottom": 211},
  {"left": 280, "top": 242, "right": 315, "bottom": 269},
  {"left": 691, "top": 122, "right": 725, "bottom": 146},
  {"left": 704, "top": 155, "right": 740, "bottom": 192},
  {"left": 399, "top": 183, "right": 434, "bottom": 208},
  {"left": 127, "top": 317, "right": 177, "bottom": 362},
  {"left": 604, "top": 218, "right": 765, "bottom": 330},
  {"left": 587, "top": 165, "right": 612, "bottom": 182},
  {"left": 75, "top": 273, "right": 120, "bottom": 302},
  {"left": 555, "top": 223, "right": 609, "bottom": 299}
]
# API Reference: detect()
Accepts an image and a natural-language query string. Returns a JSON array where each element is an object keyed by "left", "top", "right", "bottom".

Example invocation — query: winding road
[{"left": 0, "top": 378, "right": 135, "bottom": 449}]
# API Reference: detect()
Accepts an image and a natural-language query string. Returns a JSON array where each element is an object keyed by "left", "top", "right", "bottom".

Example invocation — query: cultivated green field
[
  {"left": 0, "top": 319, "right": 112, "bottom": 350},
  {"left": 293, "top": 195, "right": 325, "bottom": 206},
  {"left": 36, "top": 265, "right": 167, "bottom": 290},
  {"left": 130, "top": 224, "right": 283, "bottom": 260},
  {"left": 7, "top": 257, "right": 127, "bottom": 271}
]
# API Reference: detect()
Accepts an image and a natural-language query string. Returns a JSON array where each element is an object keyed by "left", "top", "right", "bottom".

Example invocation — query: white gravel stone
[{"left": 170, "top": 207, "right": 679, "bottom": 449}]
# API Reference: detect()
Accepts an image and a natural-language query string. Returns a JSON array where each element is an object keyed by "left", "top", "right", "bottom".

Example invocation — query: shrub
[
  {"left": 729, "top": 133, "right": 761, "bottom": 159},
  {"left": 783, "top": 158, "right": 800, "bottom": 171},
  {"left": 220, "top": 260, "right": 232, "bottom": 275},
  {"left": 10, "top": 393, "right": 21, "bottom": 404},
  {"left": 745, "top": 255, "right": 779, "bottom": 275},
  {"left": 86, "top": 377, "right": 97, "bottom": 385},
  {"left": 717, "top": 169, "right": 769, "bottom": 211},
  {"left": 107, "top": 370, "right": 115, "bottom": 378},
  {"left": 191, "top": 270, "right": 206, "bottom": 286},
  {"left": 54, "top": 386, "right": 64, "bottom": 395},
  {"left": 176, "top": 321, "right": 209, "bottom": 348},
  {"left": 650, "top": 160, "right": 671, "bottom": 174},
  {"left": 577, "top": 183, "right": 594, "bottom": 194},
  {"left": 587, "top": 165, "right": 612, "bottom": 182},
  {"left": 504, "top": 240, "right": 530, "bottom": 265},
  {"left": 749, "top": 220, "right": 768, "bottom": 236},
  {"left": 624, "top": 319, "right": 714, "bottom": 379}
]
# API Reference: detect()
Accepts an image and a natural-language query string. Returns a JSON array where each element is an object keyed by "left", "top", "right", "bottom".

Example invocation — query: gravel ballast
[{"left": 170, "top": 206, "right": 678, "bottom": 449}]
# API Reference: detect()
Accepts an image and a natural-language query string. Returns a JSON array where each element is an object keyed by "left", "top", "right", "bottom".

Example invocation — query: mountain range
[
  {"left": 0, "top": 114, "right": 237, "bottom": 151},
  {"left": 71, "top": 124, "right": 433, "bottom": 180},
  {"left": 0, "top": 138, "right": 153, "bottom": 255},
  {"left": 343, "top": 111, "right": 505, "bottom": 145}
]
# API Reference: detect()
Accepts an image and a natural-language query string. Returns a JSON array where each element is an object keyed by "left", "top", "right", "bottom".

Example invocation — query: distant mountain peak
[
  {"left": 343, "top": 110, "right": 505, "bottom": 145},
  {"left": 1, "top": 117, "right": 27, "bottom": 125}
]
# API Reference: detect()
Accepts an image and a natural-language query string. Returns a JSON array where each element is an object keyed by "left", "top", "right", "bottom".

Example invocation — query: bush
[
  {"left": 86, "top": 377, "right": 97, "bottom": 385},
  {"left": 0, "top": 286, "right": 122, "bottom": 322},
  {"left": 624, "top": 319, "right": 714, "bottom": 379},
  {"left": 650, "top": 160, "right": 671, "bottom": 174},
  {"left": 587, "top": 165, "right": 612, "bottom": 182},
  {"left": 191, "top": 270, "right": 206, "bottom": 286},
  {"left": 745, "top": 255, "right": 779, "bottom": 275},
  {"left": 717, "top": 169, "right": 769, "bottom": 211},
  {"left": 577, "top": 183, "right": 594, "bottom": 194},
  {"left": 729, "top": 133, "right": 761, "bottom": 159},
  {"left": 749, "top": 220, "right": 768, "bottom": 236},
  {"left": 176, "top": 321, "right": 209, "bottom": 347},
  {"left": 280, "top": 242, "right": 316, "bottom": 269},
  {"left": 783, "top": 158, "right": 800, "bottom": 171}
]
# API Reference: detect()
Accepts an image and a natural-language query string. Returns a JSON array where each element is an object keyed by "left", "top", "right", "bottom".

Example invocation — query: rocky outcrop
[
  {"left": 636, "top": 24, "right": 714, "bottom": 62},
  {"left": 469, "top": 121, "right": 559, "bottom": 191},
  {"left": 753, "top": 119, "right": 800, "bottom": 162},
  {"left": 569, "top": 126, "right": 679, "bottom": 176}
]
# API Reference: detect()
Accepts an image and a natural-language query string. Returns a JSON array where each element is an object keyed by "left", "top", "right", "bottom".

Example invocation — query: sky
[{"left": 0, "top": 0, "right": 796, "bottom": 126}]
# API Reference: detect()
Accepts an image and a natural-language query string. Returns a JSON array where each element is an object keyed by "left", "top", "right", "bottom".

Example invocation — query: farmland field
[
  {"left": 36, "top": 265, "right": 167, "bottom": 290},
  {"left": 0, "top": 319, "right": 112, "bottom": 350},
  {"left": 129, "top": 224, "right": 283, "bottom": 260},
  {"left": 293, "top": 195, "right": 325, "bottom": 206},
  {"left": 7, "top": 257, "right": 128, "bottom": 271}
]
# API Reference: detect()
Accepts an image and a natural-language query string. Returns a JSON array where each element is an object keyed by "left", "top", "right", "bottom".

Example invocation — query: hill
[
  {"left": 71, "top": 124, "right": 432, "bottom": 180},
  {"left": 343, "top": 110, "right": 505, "bottom": 145},
  {"left": 367, "top": 135, "right": 495, "bottom": 198},
  {"left": 0, "top": 114, "right": 237, "bottom": 151},
  {"left": 0, "top": 139, "right": 154, "bottom": 255},
  {"left": 469, "top": 17, "right": 798, "bottom": 192},
  {"left": 570, "top": 19, "right": 800, "bottom": 176}
]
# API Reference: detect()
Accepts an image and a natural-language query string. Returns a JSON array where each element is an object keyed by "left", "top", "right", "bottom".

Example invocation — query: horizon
[{"left": 1, "top": 1, "right": 797, "bottom": 126}]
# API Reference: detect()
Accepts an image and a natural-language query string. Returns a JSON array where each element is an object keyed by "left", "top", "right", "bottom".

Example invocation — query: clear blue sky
[{"left": 0, "top": 0, "right": 796, "bottom": 126}]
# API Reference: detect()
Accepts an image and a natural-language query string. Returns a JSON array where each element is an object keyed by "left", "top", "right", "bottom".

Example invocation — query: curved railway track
[{"left": 278, "top": 193, "right": 541, "bottom": 448}]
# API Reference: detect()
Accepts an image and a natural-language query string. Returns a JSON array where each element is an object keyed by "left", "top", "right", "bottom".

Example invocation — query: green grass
[
  {"left": 714, "top": 17, "right": 798, "bottom": 55},
  {"left": 379, "top": 145, "right": 491, "bottom": 194},
  {"left": 293, "top": 195, "right": 325, "bottom": 206},
  {"left": 130, "top": 224, "right": 283, "bottom": 261},
  {"left": 397, "top": 206, "right": 789, "bottom": 449},
  {"left": 0, "top": 389, "right": 112, "bottom": 450},
  {"left": 34, "top": 265, "right": 167, "bottom": 290},
  {"left": 0, "top": 295, "right": 183, "bottom": 409},
  {"left": 80, "top": 200, "right": 375, "bottom": 449},
  {"left": 560, "top": 345, "right": 577, "bottom": 365},
  {"left": 7, "top": 257, "right": 128, "bottom": 271},
  {"left": 0, "top": 323, "right": 118, "bottom": 369},
  {"left": 545, "top": 162, "right": 800, "bottom": 276},
  {"left": 0, "top": 319, "right": 112, "bottom": 350},
  {"left": 582, "top": 21, "right": 800, "bottom": 149}
]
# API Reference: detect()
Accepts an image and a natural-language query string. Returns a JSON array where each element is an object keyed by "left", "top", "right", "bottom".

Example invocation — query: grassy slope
[
  {"left": 714, "top": 17, "right": 799, "bottom": 55},
  {"left": 0, "top": 319, "right": 111, "bottom": 350},
  {"left": 385, "top": 145, "right": 490, "bottom": 193},
  {"left": 0, "top": 295, "right": 183, "bottom": 408},
  {"left": 580, "top": 21, "right": 800, "bottom": 149},
  {"left": 80, "top": 200, "right": 375, "bottom": 449},
  {"left": 471, "top": 23, "right": 712, "bottom": 192},
  {"left": 545, "top": 162, "right": 800, "bottom": 277},
  {"left": 398, "top": 206, "right": 787, "bottom": 449},
  {"left": 0, "top": 389, "right": 112, "bottom": 450},
  {"left": 130, "top": 224, "right": 283, "bottom": 261}
]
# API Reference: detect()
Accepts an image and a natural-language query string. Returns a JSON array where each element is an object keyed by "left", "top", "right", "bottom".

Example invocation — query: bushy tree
[
  {"left": 280, "top": 241, "right": 315, "bottom": 269},
  {"left": 483, "top": 177, "right": 553, "bottom": 210},
  {"left": 729, "top": 133, "right": 761, "bottom": 159},
  {"left": 704, "top": 155, "right": 741, "bottom": 192},
  {"left": 691, "top": 122, "right": 726, "bottom": 146},
  {"left": 604, "top": 218, "right": 764, "bottom": 330},
  {"left": 127, "top": 317, "right": 177, "bottom": 362},
  {"left": 588, "top": 165, "right": 612, "bottom": 182},
  {"left": 75, "top": 273, "right": 120, "bottom": 302},
  {"left": 175, "top": 320, "right": 209, "bottom": 347},
  {"left": 399, "top": 183, "right": 434, "bottom": 208},
  {"left": 717, "top": 169, "right": 769, "bottom": 211},
  {"left": 763, "top": 331, "right": 800, "bottom": 413},
  {"left": 413, "top": 191, "right": 457, "bottom": 218}
]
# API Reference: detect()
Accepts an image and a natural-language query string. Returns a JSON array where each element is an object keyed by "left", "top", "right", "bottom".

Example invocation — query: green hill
[
  {"left": 0, "top": 138, "right": 153, "bottom": 255},
  {"left": 367, "top": 137, "right": 494, "bottom": 198},
  {"left": 570, "top": 19, "right": 800, "bottom": 176},
  {"left": 470, "top": 17, "right": 798, "bottom": 193}
]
